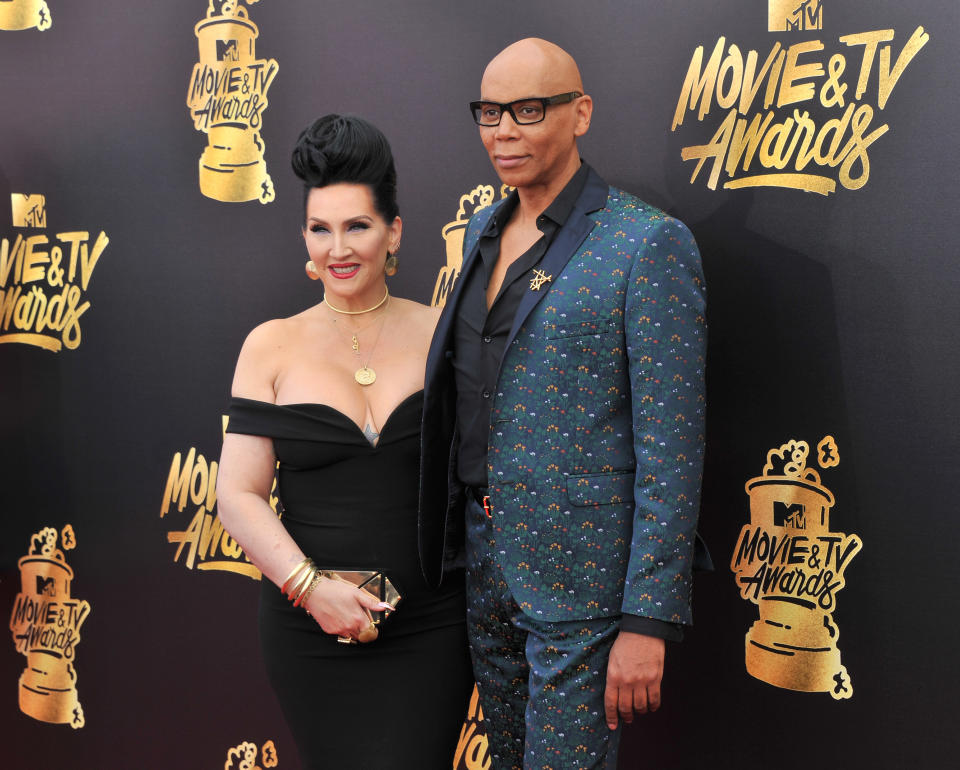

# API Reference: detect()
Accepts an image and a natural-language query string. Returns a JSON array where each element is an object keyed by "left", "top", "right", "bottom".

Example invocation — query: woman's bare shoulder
[
  {"left": 242, "top": 303, "right": 322, "bottom": 352},
  {"left": 242, "top": 315, "right": 297, "bottom": 350},
  {"left": 232, "top": 315, "right": 306, "bottom": 400}
]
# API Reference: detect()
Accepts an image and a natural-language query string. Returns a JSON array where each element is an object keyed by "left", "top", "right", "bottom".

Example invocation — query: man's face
[{"left": 478, "top": 63, "right": 586, "bottom": 191}]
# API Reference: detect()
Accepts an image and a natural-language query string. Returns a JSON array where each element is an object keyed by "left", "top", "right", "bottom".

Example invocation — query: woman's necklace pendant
[{"left": 355, "top": 366, "right": 377, "bottom": 386}]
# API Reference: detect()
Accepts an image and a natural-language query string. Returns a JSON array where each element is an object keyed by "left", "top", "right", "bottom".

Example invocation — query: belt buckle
[{"left": 481, "top": 495, "right": 492, "bottom": 520}]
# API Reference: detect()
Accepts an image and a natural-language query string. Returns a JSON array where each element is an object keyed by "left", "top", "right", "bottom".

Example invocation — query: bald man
[{"left": 419, "top": 38, "right": 709, "bottom": 769}]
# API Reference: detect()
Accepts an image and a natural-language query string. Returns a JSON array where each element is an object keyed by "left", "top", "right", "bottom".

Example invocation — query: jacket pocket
[
  {"left": 566, "top": 471, "right": 635, "bottom": 507},
  {"left": 545, "top": 318, "right": 622, "bottom": 392},
  {"left": 544, "top": 317, "right": 620, "bottom": 340}
]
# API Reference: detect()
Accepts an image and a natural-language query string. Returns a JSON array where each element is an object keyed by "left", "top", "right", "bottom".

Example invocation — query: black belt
[{"left": 466, "top": 486, "right": 488, "bottom": 505}]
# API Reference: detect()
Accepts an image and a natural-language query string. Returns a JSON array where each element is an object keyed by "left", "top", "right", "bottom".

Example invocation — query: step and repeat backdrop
[{"left": 2, "top": 1, "right": 957, "bottom": 768}]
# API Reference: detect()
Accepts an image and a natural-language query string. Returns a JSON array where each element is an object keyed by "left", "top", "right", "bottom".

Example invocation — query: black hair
[{"left": 291, "top": 114, "right": 399, "bottom": 223}]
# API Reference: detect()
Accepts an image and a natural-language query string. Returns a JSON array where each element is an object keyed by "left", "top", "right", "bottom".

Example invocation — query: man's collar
[
  {"left": 483, "top": 161, "right": 594, "bottom": 237},
  {"left": 540, "top": 161, "right": 590, "bottom": 227},
  {"left": 484, "top": 188, "right": 520, "bottom": 236}
]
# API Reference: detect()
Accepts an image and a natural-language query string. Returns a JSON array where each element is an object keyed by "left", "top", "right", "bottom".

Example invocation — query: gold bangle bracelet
[
  {"left": 281, "top": 557, "right": 312, "bottom": 595},
  {"left": 287, "top": 565, "right": 316, "bottom": 602},
  {"left": 285, "top": 563, "right": 314, "bottom": 601},
  {"left": 292, "top": 568, "right": 318, "bottom": 606}
]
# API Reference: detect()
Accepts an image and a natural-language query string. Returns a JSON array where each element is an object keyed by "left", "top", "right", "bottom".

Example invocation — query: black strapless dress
[{"left": 226, "top": 392, "right": 472, "bottom": 770}]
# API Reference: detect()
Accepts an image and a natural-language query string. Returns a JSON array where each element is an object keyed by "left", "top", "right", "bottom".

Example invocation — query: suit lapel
[
  {"left": 503, "top": 168, "right": 610, "bottom": 349},
  {"left": 424, "top": 205, "right": 497, "bottom": 383}
]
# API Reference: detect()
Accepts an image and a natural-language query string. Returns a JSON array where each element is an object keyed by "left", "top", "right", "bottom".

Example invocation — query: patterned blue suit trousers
[{"left": 466, "top": 496, "right": 622, "bottom": 770}]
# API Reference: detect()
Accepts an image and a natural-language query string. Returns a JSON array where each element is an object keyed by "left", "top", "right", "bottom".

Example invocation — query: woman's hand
[{"left": 304, "top": 577, "right": 390, "bottom": 640}]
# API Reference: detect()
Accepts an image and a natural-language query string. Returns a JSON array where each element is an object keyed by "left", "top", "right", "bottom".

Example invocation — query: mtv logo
[
  {"left": 11, "top": 194, "right": 46, "bottom": 228},
  {"left": 769, "top": 0, "right": 823, "bottom": 32},
  {"left": 35, "top": 575, "right": 56, "bottom": 596},
  {"left": 773, "top": 501, "right": 807, "bottom": 529},
  {"left": 216, "top": 39, "right": 240, "bottom": 62}
]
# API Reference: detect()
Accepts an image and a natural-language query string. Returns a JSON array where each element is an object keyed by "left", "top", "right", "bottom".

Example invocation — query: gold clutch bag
[{"left": 324, "top": 570, "right": 401, "bottom": 644}]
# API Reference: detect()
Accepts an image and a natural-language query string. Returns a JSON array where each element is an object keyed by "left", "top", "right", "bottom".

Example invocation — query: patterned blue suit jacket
[{"left": 420, "top": 166, "right": 707, "bottom": 626}]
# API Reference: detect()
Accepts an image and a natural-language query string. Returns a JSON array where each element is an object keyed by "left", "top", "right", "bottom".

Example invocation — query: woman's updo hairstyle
[{"left": 291, "top": 114, "right": 399, "bottom": 223}]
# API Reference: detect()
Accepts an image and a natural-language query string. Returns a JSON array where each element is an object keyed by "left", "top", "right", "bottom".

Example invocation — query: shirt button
[
  {"left": 482, "top": 390, "right": 491, "bottom": 399},
  {"left": 483, "top": 336, "right": 492, "bottom": 343}
]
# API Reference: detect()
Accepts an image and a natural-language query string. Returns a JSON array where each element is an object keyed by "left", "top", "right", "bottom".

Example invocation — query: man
[{"left": 420, "top": 38, "right": 709, "bottom": 769}]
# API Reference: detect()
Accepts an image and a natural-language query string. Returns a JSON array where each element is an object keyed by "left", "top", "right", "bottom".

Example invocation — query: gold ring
[
  {"left": 337, "top": 635, "right": 358, "bottom": 645},
  {"left": 356, "top": 622, "right": 379, "bottom": 644}
]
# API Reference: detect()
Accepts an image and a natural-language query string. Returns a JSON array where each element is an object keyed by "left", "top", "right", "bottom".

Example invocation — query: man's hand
[{"left": 604, "top": 632, "right": 665, "bottom": 730}]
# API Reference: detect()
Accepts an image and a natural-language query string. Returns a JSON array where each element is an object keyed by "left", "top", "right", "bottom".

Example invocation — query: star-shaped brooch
[{"left": 529, "top": 268, "right": 553, "bottom": 292}]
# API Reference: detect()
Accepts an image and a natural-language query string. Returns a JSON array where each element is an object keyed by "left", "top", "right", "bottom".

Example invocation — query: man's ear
[{"left": 574, "top": 94, "right": 593, "bottom": 138}]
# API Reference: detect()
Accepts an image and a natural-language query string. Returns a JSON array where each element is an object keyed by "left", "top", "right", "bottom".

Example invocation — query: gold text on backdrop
[
  {"left": 160, "top": 415, "right": 270, "bottom": 579},
  {"left": 453, "top": 686, "right": 491, "bottom": 770},
  {"left": 0, "top": 195, "right": 109, "bottom": 352},
  {"left": 671, "top": 9, "right": 929, "bottom": 194}
]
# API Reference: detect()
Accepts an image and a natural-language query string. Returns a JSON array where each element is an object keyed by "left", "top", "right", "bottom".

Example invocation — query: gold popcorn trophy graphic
[
  {"left": 224, "top": 739, "right": 279, "bottom": 769},
  {"left": 730, "top": 438, "right": 862, "bottom": 699},
  {"left": 0, "top": 0, "right": 52, "bottom": 31},
  {"left": 433, "top": 184, "right": 511, "bottom": 307},
  {"left": 186, "top": 1, "right": 278, "bottom": 204},
  {"left": 9, "top": 526, "right": 90, "bottom": 727}
]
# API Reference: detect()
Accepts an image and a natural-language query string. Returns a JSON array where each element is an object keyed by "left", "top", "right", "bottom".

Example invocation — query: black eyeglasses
[{"left": 469, "top": 91, "right": 582, "bottom": 126}]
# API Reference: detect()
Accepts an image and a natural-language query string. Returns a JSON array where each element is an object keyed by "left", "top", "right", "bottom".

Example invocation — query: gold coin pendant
[{"left": 355, "top": 367, "right": 377, "bottom": 386}]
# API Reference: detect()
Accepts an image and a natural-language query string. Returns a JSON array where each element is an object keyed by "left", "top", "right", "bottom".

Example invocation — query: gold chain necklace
[
  {"left": 323, "top": 287, "right": 389, "bottom": 315},
  {"left": 328, "top": 299, "right": 389, "bottom": 386}
]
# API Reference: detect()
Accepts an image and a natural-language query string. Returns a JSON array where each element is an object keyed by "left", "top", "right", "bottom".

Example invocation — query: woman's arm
[{"left": 216, "top": 322, "right": 384, "bottom": 639}]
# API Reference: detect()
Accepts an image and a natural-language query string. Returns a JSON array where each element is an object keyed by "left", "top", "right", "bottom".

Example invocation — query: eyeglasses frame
[{"left": 469, "top": 91, "right": 583, "bottom": 126}]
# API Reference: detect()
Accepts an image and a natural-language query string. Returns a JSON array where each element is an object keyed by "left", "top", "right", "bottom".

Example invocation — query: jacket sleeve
[{"left": 621, "top": 214, "right": 707, "bottom": 625}]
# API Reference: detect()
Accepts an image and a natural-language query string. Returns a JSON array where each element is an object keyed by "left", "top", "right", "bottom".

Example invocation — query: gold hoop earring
[
  {"left": 384, "top": 252, "right": 399, "bottom": 277},
  {"left": 305, "top": 261, "right": 321, "bottom": 280}
]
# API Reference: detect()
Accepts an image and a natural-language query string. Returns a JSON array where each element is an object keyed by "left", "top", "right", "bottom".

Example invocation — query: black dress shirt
[
  {"left": 451, "top": 162, "right": 681, "bottom": 642},
  {"left": 452, "top": 163, "right": 588, "bottom": 489}
]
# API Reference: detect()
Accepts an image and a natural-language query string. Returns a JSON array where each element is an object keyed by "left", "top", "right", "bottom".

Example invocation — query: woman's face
[{"left": 302, "top": 183, "right": 401, "bottom": 310}]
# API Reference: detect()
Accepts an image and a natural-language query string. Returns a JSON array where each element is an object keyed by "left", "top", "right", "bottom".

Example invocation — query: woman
[{"left": 216, "top": 114, "right": 472, "bottom": 769}]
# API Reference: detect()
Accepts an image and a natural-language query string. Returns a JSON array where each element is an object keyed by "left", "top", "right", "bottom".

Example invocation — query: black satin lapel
[
  {"left": 503, "top": 209, "right": 598, "bottom": 348},
  {"left": 502, "top": 168, "right": 609, "bottom": 347},
  {"left": 425, "top": 237, "right": 483, "bottom": 379}
]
